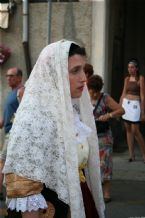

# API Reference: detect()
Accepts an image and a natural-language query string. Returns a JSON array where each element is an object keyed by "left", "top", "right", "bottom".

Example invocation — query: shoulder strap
[{"left": 93, "top": 93, "right": 104, "bottom": 115}]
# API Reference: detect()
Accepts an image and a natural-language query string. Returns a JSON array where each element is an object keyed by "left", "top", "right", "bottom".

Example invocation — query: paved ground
[
  {"left": 106, "top": 145, "right": 145, "bottom": 218},
  {"left": 113, "top": 145, "right": 145, "bottom": 181},
  {"left": 106, "top": 180, "right": 145, "bottom": 218}
]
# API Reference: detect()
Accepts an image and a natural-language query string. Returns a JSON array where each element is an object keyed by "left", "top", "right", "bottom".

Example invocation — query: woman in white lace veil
[{"left": 3, "top": 40, "right": 105, "bottom": 218}]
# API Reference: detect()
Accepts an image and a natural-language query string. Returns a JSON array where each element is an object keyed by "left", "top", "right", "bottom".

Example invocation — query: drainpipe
[
  {"left": 48, "top": 0, "right": 52, "bottom": 44},
  {"left": 22, "top": 0, "right": 31, "bottom": 77}
]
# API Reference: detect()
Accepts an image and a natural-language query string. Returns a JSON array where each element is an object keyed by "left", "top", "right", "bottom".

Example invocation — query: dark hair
[
  {"left": 87, "top": 75, "right": 104, "bottom": 92},
  {"left": 128, "top": 58, "right": 139, "bottom": 69},
  {"left": 16, "top": 68, "right": 23, "bottom": 77},
  {"left": 127, "top": 58, "right": 140, "bottom": 78},
  {"left": 69, "top": 43, "right": 86, "bottom": 57},
  {"left": 84, "top": 63, "right": 94, "bottom": 79}
]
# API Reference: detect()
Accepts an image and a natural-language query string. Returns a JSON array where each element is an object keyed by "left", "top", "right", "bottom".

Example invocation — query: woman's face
[
  {"left": 68, "top": 54, "right": 87, "bottom": 98},
  {"left": 89, "top": 89, "right": 98, "bottom": 100},
  {"left": 128, "top": 63, "right": 138, "bottom": 76}
]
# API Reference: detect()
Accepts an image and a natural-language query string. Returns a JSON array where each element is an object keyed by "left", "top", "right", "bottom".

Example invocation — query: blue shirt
[{"left": 3, "top": 89, "right": 19, "bottom": 133}]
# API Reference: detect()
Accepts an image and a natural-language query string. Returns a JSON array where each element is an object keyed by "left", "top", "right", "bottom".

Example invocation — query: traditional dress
[{"left": 3, "top": 40, "right": 105, "bottom": 218}]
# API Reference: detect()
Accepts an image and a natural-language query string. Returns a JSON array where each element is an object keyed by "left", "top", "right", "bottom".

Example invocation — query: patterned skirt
[{"left": 99, "top": 141, "right": 113, "bottom": 181}]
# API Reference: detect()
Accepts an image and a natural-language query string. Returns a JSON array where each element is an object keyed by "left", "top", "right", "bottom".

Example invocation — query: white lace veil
[{"left": 4, "top": 40, "right": 105, "bottom": 218}]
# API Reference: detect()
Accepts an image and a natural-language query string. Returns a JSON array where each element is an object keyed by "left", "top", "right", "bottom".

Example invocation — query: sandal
[
  {"left": 128, "top": 158, "right": 134, "bottom": 162},
  {"left": 128, "top": 156, "right": 135, "bottom": 162}
]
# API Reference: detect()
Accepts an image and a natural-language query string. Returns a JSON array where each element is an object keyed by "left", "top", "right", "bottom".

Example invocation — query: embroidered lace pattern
[
  {"left": 7, "top": 194, "right": 47, "bottom": 212},
  {"left": 4, "top": 40, "right": 105, "bottom": 218}
]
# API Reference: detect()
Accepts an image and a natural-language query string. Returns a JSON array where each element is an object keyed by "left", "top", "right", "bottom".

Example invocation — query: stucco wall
[
  {"left": 0, "top": 2, "right": 92, "bottom": 145},
  {"left": 29, "top": 2, "right": 92, "bottom": 65}
]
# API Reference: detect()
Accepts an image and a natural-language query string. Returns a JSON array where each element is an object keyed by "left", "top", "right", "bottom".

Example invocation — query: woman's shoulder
[
  {"left": 138, "top": 75, "right": 145, "bottom": 86},
  {"left": 102, "top": 92, "right": 110, "bottom": 103},
  {"left": 124, "top": 76, "right": 130, "bottom": 81},
  {"left": 102, "top": 92, "right": 110, "bottom": 97},
  {"left": 139, "top": 75, "right": 145, "bottom": 81}
]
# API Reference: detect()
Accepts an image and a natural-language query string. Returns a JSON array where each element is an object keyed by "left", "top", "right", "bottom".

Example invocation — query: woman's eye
[
  {"left": 71, "top": 67, "right": 81, "bottom": 74},
  {"left": 73, "top": 69, "right": 79, "bottom": 74}
]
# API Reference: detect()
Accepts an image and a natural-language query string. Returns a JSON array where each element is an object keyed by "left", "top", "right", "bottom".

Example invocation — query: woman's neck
[
  {"left": 129, "top": 75, "right": 138, "bottom": 81},
  {"left": 92, "top": 92, "right": 101, "bottom": 101}
]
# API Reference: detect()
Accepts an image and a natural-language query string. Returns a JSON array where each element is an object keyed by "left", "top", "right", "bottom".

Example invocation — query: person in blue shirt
[{"left": 0, "top": 67, "right": 24, "bottom": 201}]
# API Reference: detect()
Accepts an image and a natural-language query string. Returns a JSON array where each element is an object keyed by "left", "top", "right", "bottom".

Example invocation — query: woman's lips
[{"left": 78, "top": 86, "right": 84, "bottom": 92}]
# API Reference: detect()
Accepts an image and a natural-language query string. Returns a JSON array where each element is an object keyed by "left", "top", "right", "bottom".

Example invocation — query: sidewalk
[
  {"left": 113, "top": 146, "right": 145, "bottom": 181},
  {"left": 106, "top": 145, "right": 145, "bottom": 218}
]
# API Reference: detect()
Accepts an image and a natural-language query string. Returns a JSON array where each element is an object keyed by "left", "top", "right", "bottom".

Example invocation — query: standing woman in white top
[{"left": 120, "top": 59, "right": 145, "bottom": 162}]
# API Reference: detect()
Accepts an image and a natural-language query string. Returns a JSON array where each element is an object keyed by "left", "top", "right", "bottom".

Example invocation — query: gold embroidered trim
[{"left": 6, "top": 173, "right": 43, "bottom": 198}]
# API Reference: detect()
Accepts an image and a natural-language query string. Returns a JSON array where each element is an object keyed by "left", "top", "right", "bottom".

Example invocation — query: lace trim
[
  {"left": 74, "top": 112, "right": 92, "bottom": 144},
  {"left": 7, "top": 193, "right": 47, "bottom": 212}
]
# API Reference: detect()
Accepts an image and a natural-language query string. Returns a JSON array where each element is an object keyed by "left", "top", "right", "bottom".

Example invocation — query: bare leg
[
  {"left": 103, "top": 180, "right": 111, "bottom": 198},
  {"left": 22, "top": 211, "right": 40, "bottom": 218},
  {"left": 132, "top": 124, "right": 145, "bottom": 161},
  {"left": 0, "top": 160, "right": 4, "bottom": 192},
  {"left": 124, "top": 122, "right": 135, "bottom": 159}
]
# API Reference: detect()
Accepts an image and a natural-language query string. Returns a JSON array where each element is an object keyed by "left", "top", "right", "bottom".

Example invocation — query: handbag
[{"left": 93, "top": 93, "right": 109, "bottom": 134}]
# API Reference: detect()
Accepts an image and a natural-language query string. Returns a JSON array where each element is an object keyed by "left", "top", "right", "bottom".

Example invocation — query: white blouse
[{"left": 73, "top": 111, "right": 92, "bottom": 166}]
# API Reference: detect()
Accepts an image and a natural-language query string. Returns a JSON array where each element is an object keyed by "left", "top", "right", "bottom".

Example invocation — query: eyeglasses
[{"left": 6, "top": 74, "right": 17, "bottom": 78}]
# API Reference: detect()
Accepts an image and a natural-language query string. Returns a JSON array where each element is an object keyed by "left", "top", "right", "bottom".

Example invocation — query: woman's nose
[{"left": 80, "top": 70, "right": 87, "bottom": 82}]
